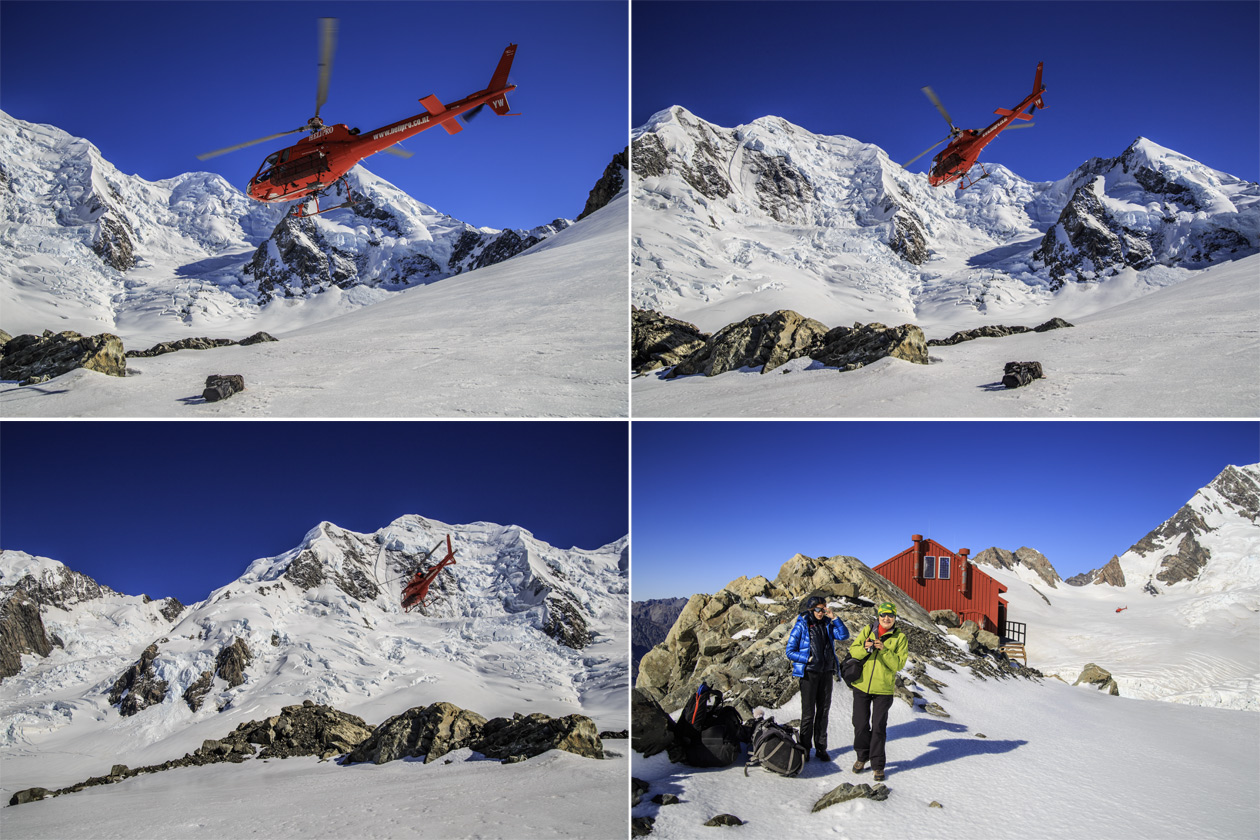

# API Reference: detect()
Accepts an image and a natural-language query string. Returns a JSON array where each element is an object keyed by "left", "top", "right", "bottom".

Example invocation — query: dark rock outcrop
[
  {"left": 182, "top": 670, "right": 214, "bottom": 711},
  {"left": 812, "top": 782, "right": 890, "bottom": 811},
  {"left": 667, "top": 310, "right": 828, "bottom": 377},
  {"left": 929, "top": 318, "right": 1073, "bottom": 347},
  {"left": 578, "top": 147, "right": 628, "bottom": 221},
  {"left": 631, "top": 688, "right": 676, "bottom": 758},
  {"left": 0, "top": 591, "right": 55, "bottom": 680},
  {"left": 811, "top": 322, "right": 929, "bottom": 370},
  {"left": 0, "top": 330, "right": 126, "bottom": 384},
  {"left": 631, "top": 308, "right": 710, "bottom": 373},
  {"left": 542, "top": 591, "right": 593, "bottom": 650},
  {"left": 478, "top": 712, "right": 604, "bottom": 761},
  {"left": 214, "top": 637, "right": 252, "bottom": 687},
  {"left": 128, "top": 332, "right": 277, "bottom": 358},
  {"left": 107, "top": 643, "right": 168, "bottom": 716},
  {"left": 345, "top": 701, "right": 487, "bottom": 765}
]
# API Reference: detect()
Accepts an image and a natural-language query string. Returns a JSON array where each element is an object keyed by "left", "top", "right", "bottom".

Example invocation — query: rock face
[
  {"left": 344, "top": 702, "right": 604, "bottom": 765},
  {"left": 1033, "top": 138, "right": 1258, "bottom": 288},
  {"left": 0, "top": 330, "right": 126, "bottom": 384},
  {"left": 107, "top": 643, "right": 169, "bottom": 716},
  {"left": 972, "top": 547, "right": 1063, "bottom": 588},
  {"left": 631, "top": 308, "right": 709, "bottom": 373},
  {"left": 0, "top": 591, "right": 56, "bottom": 680},
  {"left": 668, "top": 310, "right": 829, "bottom": 377},
  {"left": 578, "top": 147, "right": 628, "bottom": 221},
  {"left": 214, "top": 637, "right": 252, "bottom": 687},
  {"left": 634, "top": 553, "right": 939, "bottom": 715},
  {"left": 346, "top": 702, "right": 487, "bottom": 765},
  {"left": 811, "top": 322, "right": 928, "bottom": 369},
  {"left": 658, "top": 311, "right": 928, "bottom": 378},
  {"left": 478, "top": 712, "right": 604, "bottom": 761},
  {"left": 542, "top": 591, "right": 593, "bottom": 649}
]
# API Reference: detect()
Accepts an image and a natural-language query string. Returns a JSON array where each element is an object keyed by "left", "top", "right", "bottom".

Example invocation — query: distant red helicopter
[
  {"left": 401, "top": 534, "right": 458, "bottom": 612},
  {"left": 198, "top": 19, "right": 518, "bottom": 217},
  {"left": 904, "top": 63, "right": 1046, "bottom": 190}
]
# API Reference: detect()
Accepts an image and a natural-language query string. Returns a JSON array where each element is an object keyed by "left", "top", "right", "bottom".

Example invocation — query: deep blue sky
[
  {"left": 631, "top": 421, "right": 1259, "bottom": 600},
  {"left": 632, "top": 1, "right": 1259, "bottom": 185},
  {"left": 0, "top": 1, "right": 628, "bottom": 230},
  {"left": 1, "top": 421, "right": 628, "bottom": 605}
]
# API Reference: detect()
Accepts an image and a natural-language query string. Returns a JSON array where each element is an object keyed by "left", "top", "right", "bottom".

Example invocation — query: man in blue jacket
[{"left": 785, "top": 595, "right": 850, "bottom": 760}]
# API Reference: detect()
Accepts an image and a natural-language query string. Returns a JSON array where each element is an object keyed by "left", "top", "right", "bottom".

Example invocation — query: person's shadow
[{"left": 886, "top": 733, "right": 1028, "bottom": 773}]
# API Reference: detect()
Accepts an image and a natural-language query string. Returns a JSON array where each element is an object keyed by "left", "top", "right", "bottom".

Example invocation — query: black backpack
[
  {"left": 744, "top": 717, "right": 806, "bottom": 777},
  {"left": 672, "top": 684, "right": 745, "bottom": 768}
]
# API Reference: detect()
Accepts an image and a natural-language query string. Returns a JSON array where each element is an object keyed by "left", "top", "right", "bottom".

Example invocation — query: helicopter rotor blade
[
  {"left": 314, "top": 17, "right": 339, "bottom": 120},
  {"left": 1002, "top": 121, "right": 1035, "bottom": 130},
  {"left": 902, "top": 134, "right": 952, "bottom": 169},
  {"left": 921, "top": 85, "right": 957, "bottom": 132},
  {"left": 383, "top": 144, "right": 414, "bottom": 159},
  {"left": 196, "top": 127, "right": 307, "bottom": 161}
]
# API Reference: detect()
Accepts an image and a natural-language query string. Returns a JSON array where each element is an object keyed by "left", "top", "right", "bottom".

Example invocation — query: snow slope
[
  {"left": 0, "top": 193, "right": 629, "bottom": 417},
  {"left": 1, "top": 514, "right": 629, "bottom": 837},
  {"left": 632, "top": 251, "right": 1259, "bottom": 417},
  {"left": 633, "top": 667, "right": 1258, "bottom": 839}
]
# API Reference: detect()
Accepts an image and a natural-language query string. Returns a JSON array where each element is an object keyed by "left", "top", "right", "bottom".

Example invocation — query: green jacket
[{"left": 848, "top": 623, "right": 909, "bottom": 696}]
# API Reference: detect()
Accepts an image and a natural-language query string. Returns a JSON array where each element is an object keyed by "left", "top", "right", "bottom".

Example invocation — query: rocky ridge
[
  {"left": 8, "top": 699, "right": 607, "bottom": 807},
  {"left": 634, "top": 552, "right": 1032, "bottom": 720}
]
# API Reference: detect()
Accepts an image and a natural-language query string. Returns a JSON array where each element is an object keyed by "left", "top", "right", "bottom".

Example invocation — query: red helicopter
[
  {"left": 904, "top": 62, "right": 1046, "bottom": 190},
  {"left": 401, "top": 534, "right": 458, "bottom": 612},
  {"left": 198, "top": 19, "right": 518, "bottom": 217}
]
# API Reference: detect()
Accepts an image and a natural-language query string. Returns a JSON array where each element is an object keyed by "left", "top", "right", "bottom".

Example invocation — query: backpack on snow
[
  {"left": 744, "top": 717, "right": 806, "bottom": 778},
  {"left": 672, "top": 684, "right": 746, "bottom": 768}
]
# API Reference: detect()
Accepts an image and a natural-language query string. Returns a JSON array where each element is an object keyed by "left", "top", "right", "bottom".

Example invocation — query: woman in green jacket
[{"left": 848, "top": 602, "right": 908, "bottom": 781}]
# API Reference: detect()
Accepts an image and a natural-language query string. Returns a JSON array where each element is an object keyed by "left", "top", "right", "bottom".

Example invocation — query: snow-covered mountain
[
  {"left": 0, "top": 110, "right": 574, "bottom": 345},
  {"left": 632, "top": 106, "right": 1259, "bottom": 335},
  {"left": 1, "top": 515, "right": 629, "bottom": 801},
  {"left": 1067, "top": 463, "right": 1259, "bottom": 591},
  {"left": 960, "top": 464, "right": 1260, "bottom": 710}
]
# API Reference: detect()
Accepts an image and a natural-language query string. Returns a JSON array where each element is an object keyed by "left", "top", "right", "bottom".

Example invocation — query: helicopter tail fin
[
  {"left": 419, "top": 94, "right": 464, "bottom": 134},
  {"left": 488, "top": 44, "right": 517, "bottom": 93},
  {"left": 1029, "top": 62, "right": 1046, "bottom": 113}
]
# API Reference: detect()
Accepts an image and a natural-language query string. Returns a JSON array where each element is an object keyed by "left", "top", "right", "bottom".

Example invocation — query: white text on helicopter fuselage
[
  {"left": 373, "top": 116, "right": 429, "bottom": 140},
  {"left": 310, "top": 127, "right": 334, "bottom": 140}
]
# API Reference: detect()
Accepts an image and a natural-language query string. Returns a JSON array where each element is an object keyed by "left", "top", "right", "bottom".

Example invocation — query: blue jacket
[{"left": 785, "top": 613, "right": 850, "bottom": 678}]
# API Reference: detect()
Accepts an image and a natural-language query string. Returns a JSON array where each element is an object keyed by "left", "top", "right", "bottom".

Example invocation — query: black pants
[
  {"left": 851, "top": 689, "right": 894, "bottom": 771},
  {"left": 798, "top": 670, "right": 834, "bottom": 751}
]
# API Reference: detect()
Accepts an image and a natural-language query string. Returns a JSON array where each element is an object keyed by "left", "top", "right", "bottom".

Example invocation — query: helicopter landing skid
[{"left": 290, "top": 178, "right": 360, "bottom": 218}]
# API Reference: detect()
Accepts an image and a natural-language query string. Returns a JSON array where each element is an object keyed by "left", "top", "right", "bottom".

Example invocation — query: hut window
[
  {"left": 939, "top": 556, "right": 951, "bottom": 579},
  {"left": 923, "top": 556, "right": 936, "bottom": 579}
]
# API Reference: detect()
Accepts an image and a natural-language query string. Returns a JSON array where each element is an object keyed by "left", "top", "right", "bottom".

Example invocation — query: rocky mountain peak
[{"left": 972, "top": 546, "right": 1063, "bottom": 589}]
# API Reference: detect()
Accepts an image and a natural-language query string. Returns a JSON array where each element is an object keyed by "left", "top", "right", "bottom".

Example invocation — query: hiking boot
[
  {"left": 873, "top": 770, "right": 886, "bottom": 782},
  {"left": 852, "top": 760, "right": 865, "bottom": 773},
  {"left": 815, "top": 749, "right": 832, "bottom": 762}
]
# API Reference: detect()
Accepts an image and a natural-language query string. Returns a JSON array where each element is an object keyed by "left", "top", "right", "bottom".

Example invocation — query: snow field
[
  {"left": 1, "top": 742, "right": 630, "bottom": 840},
  {"left": 631, "top": 252, "right": 1260, "bottom": 417},
  {"left": 633, "top": 667, "right": 1259, "bottom": 839}
]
